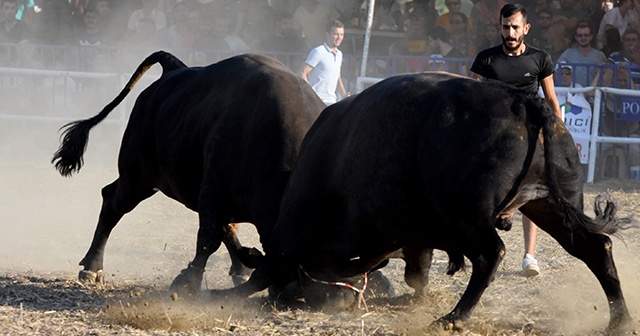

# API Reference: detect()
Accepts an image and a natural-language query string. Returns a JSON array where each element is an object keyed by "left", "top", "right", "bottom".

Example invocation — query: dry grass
[{"left": 2, "top": 159, "right": 640, "bottom": 335}]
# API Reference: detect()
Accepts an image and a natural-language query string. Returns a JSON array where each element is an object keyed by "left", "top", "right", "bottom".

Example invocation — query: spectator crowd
[
  {"left": 0, "top": 0, "right": 637, "bottom": 79},
  {"left": 0, "top": 0, "right": 634, "bottom": 76},
  {"left": 1, "top": 0, "right": 639, "bottom": 178}
]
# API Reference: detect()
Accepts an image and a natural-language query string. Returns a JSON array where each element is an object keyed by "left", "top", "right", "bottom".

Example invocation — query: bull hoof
[
  {"left": 495, "top": 217, "right": 512, "bottom": 231},
  {"left": 606, "top": 314, "right": 634, "bottom": 334},
  {"left": 432, "top": 314, "right": 465, "bottom": 331},
  {"left": 169, "top": 267, "right": 203, "bottom": 298},
  {"left": 78, "top": 270, "right": 103, "bottom": 283}
]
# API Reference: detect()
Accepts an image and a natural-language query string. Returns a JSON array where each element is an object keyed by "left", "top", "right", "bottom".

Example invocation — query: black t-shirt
[{"left": 470, "top": 44, "right": 555, "bottom": 95}]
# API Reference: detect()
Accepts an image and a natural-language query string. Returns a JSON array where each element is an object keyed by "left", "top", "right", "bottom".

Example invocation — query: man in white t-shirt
[
  {"left": 596, "top": 0, "right": 638, "bottom": 49},
  {"left": 301, "top": 20, "right": 349, "bottom": 105}
]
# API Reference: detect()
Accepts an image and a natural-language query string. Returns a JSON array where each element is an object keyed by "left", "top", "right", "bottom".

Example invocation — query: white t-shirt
[
  {"left": 305, "top": 43, "right": 343, "bottom": 104},
  {"left": 597, "top": 7, "right": 638, "bottom": 49}
]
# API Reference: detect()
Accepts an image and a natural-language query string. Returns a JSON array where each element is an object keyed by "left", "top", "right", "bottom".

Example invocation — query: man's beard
[
  {"left": 578, "top": 41, "right": 591, "bottom": 48},
  {"left": 502, "top": 35, "right": 524, "bottom": 51}
]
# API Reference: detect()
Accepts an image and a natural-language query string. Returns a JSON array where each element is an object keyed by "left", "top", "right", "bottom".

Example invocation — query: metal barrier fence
[{"left": 2, "top": 61, "right": 640, "bottom": 183}]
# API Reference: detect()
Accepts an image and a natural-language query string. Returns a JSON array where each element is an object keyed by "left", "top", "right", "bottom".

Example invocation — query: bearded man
[{"left": 470, "top": 3, "right": 561, "bottom": 278}]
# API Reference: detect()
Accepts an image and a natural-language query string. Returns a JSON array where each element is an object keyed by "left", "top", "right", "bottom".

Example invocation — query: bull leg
[
  {"left": 520, "top": 199, "right": 631, "bottom": 331},
  {"left": 222, "top": 223, "right": 252, "bottom": 285},
  {"left": 435, "top": 228, "right": 505, "bottom": 330},
  {"left": 79, "top": 179, "right": 154, "bottom": 283},
  {"left": 402, "top": 247, "right": 433, "bottom": 297},
  {"left": 170, "top": 187, "right": 228, "bottom": 296}
]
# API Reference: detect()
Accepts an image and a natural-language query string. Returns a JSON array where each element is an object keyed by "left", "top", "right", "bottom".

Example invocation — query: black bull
[
  {"left": 51, "top": 51, "right": 325, "bottom": 293},
  {"left": 228, "top": 72, "right": 635, "bottom": 330}
]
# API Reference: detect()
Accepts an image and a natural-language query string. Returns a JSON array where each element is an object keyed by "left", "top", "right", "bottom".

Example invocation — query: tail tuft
[
  {"left": 591, "top": 195, "right": 636, "bottom": 237},
  {"left": 52, "top": 120, "right": 96, "bottom": 177}
]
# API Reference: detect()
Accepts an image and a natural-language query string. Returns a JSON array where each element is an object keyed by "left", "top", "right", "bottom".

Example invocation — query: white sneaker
[{"left": 522, "top": 254, "right": 540, "bottom": 277}]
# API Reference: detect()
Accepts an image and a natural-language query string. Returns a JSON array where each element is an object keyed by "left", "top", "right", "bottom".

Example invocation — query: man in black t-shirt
[{"left": 471, "top": 3, "right": 562, "bottom": 278}]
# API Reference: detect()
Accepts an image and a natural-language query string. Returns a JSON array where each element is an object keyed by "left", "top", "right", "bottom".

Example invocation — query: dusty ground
[{"left": 2, "top": 119, "right": 640, "bottom": 335}]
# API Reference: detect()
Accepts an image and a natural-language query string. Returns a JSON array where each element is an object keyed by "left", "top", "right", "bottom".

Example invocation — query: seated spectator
[
  {"left": 427, "top": 26, "right": 467, "bottom": 74},
  {"left": 0, "top": 0, "right": 32, "bottom": 44},
  {"left": 334, "top": 0, "right": 364, "bottom": 27},
  {"left": 596, "top": 0, "right": 638, "bottom": 50},
  {"left": 259, "top": 10, "right": 306, "bottom": 53},
  {"left": 390, "top": 7, "right": 429, "bottom": 55},
  {"left": 389, "top": 7, "right": 430, "bottom": 72},
  {"left": 164, "top": 1, "right": 200, "bottom": 51},
  {"left": 127, "top": 0, "right": 167, "bottom": 31},
  {"left": 374, "top": 0, "right": 403, "bottom": 31},
  {"left": 608, "top": 28, "right": 640, "bottom": 86},
  {"left": 528, "top": 8, "right": 568, "bottom": 61},
  {"left": 427, "top": 53, "right": 447, "bottom": 71},
  {"left": 67, "top": 4, "right": 115, "bottom": 72},
  {"left": 553, "top": 0, "right": 582, "bottom": 41},
  {"left": 436, "top": 0, "right": 472, "bottom": 33},
  {"left": 601, "top": 26, "right": 623, "bottom": 57},
  {"left": 476, "top": 22, "right": 501, "bottom": 50},
  {"left": 527, "top": 8, "right": 554, "bottom": 54},
  {"left": 556, "top": 21, "right": 607, "bottom": 86},
  {"left": 448, "top": 12, "right": 476, "bottom": 58},
  {"left": 469, "top": 0, "right": 503, "bottom": 41},
  {"left": 520, "top": 0, "right": 553, "bottom": 26},
  {"left": 116, "top": 17, "right": 164, "bottom": 71},
  {"left": 294, "top": 0, "right": 339, "bottom": 49},
  {"left": 237, "top": 0, "right": 277, "bottom": 51},
  {"left": 95, "top": 0, "right": 125, "bottom": 42},
  {"left": 403, "top": 0, "right": 438, "bottom": 31},
  {"left": 552, "top": 64, "right": 591, "bottom": 122},
  {"left": 191, "top": 11, "right": 250, "bottom": 65},
  {"left": 11, "top": 38, "right": 41, "bottom": 68},
  {"left": 67, "top": 4, "right": 114, "bottom": 47}
]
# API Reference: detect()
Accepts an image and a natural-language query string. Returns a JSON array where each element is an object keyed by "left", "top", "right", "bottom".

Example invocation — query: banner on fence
[
  {"left": 560, "top": 91, "right": 592, "bottom": 164},
  {"left": 620, "top": 96, "right": 640, "bottom": 121}
]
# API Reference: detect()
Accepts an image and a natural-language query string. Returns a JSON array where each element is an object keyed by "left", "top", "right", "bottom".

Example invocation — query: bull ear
[{"left": 237, "top": 247, "right": 264, "bottom": 268}]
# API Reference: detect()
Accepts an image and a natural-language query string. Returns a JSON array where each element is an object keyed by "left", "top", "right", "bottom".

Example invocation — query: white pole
[
  {"left": 359, "top": 0, "right": 375, "bottom": 77},
  {"left": 586, "top": 88, "right": 601, "bottom": 183}
]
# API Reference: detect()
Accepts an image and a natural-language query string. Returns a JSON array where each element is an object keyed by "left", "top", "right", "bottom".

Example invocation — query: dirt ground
[{"left": 2, "top": 119, "right": 640, "bottom": 335}]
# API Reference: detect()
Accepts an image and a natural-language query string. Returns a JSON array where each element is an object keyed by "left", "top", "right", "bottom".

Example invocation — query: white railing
[{"left": 0, "top": 67, "right": 159, "bottom": 135}]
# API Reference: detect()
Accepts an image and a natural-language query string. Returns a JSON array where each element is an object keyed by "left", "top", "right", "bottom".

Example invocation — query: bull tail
[
  {"left": 535, "top": 99, "right": 635, "bottom": 236},
  {"left": 52, "top": 51, "right": 186, "bottom": 177}
]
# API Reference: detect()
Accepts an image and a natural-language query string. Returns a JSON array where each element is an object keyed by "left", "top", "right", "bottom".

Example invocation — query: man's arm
[
  {"left": 539, "top": 74, "right": 563, "bottom": 118},
  {"left": 300, "top": 64, "right": 313, "bottom": 83},
  {"left": 471, "top": 72, "right": 483, "bottom": 80},
  {"left": 337, "top": 76, "right": 349, "bottom": 97}
]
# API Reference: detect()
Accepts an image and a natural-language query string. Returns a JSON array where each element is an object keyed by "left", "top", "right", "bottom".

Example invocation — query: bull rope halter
[{"left": 299, "top": 266, "right": 369, "bottom": 312}]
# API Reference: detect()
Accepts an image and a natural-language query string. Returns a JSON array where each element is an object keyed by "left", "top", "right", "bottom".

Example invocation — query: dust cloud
[{"left": 0, "top": 73, "right": 259, "bottom": 287}]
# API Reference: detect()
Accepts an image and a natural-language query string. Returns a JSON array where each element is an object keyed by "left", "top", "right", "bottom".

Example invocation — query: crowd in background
[
  {"left": 0, "top": 0, "right": 632, "bottom": 75},
  {"left": 1, "top": 0, "right": 639, "bottom": 178}
]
